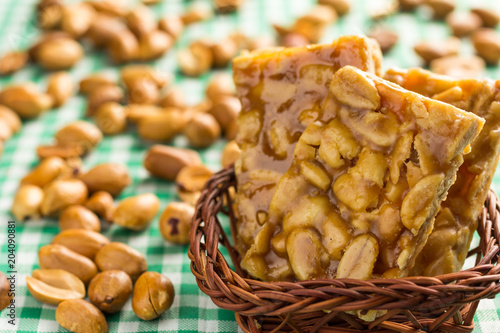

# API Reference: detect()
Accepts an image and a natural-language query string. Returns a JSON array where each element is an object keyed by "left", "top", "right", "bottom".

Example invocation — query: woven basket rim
[{"left": 188, "top": 166, "right": 500, "bottom": 333}]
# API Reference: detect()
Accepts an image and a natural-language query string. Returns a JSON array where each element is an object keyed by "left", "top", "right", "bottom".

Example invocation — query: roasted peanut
[
  {"left": 368, "top": 25, "right": 398, "bottom": 53},
  {"left": 132, "top": 272, "right": 175, "bottom": 321},
  {"left": 414, "top": 37, "right": 461, "bottom": 63},
  {"left": 184, "top": 113, "right": 221, "bottom": 148},
  {"left": 127, "top": 78, "right": 160, "bottom": 105},
  {"left": 53, "top": 229, "right": 109, "bottom": 259},
  {"left": 0, "top": 106, "right": 21, "bottom": 133},
  {"left": 85, "top": 191, "right": 115, "bottom": 221},
  {"left": 88, "top": 270, "right": 132, "bottom": 314},
  {"left": 138, "top": 110, "right": 186, "bottom": 142},
  {"left": 159, "top": 202, "right": 195, "bottom": 244},
  {"left": 79, "top": 74, "right": 115, "bottom": 95},
  {"left": 245, "top": 35, "right": 276, "bottom": 51},
  {"left": 139, "top": 30, "right": 173, "bottom": 61},
  {"left": 430, "top": 55, "right": 485, "bottom": 78},
  {"left": 158, "top": 15, "right": 184, "bottom": 40},
  {"left": 126, "top": 5, "right": 156, "bottom": 38},
  {"left": 36, "top": 0, "right": 63, "bottom": 29},
  {"left": 34, "top": 37, "right": 84, "bottom": 70},
  {"left": 472, "top": 29, "right": 500, "bottom": 65},
  {"left": 86, "top": 84, "right": 124, "bottom": 116},
  {"left": 95, "top": 102, "right": 126, "bottom": 135},
  {"left": 0, "top": 51, "right": 28, "bottom": 75},
  {"left": 215, "top": 0, "right": 243, "bottom": 13},
  {"left": 446, "top": 12, "right": 482, "bottom": 37},
  {"left": 209, "top": 96, "right": 241, "bottom": 131},
  {"left": 0, "top": 272, "right": 13, "bottom": 311},
  {"left": 176, "top": 165, "right": 213, "bottom": 206},
  {"left": 86, "top": 13, "right": 127, "bottom": 48},
  {"left": 144, "top": 145, "right": 202, "bottom": 181},
  {"left": 108, "top": 29, "right": 139, "bottom": 64},
  {"left": 61, "top": 3, "right": 95, "bottom": 38},
  {"left": 211, "top": 38, "right": 238, "bottom": 68},
  {"left": 59, "top": 205, "right": 101, "bottom": 232},
  {"left": 95, "top": 242, "right": 148, "bottom": 281},
  {"left": 39, "top": 244, "right": 98, "bottom": 285},
  {"left": 160, "top": 88, "right": 186, "bottom": 109},
  {"left": 80, "top": 163, "right": 131, "bottom": 196},
  {"left": 47, "top": 71, "right": 74, "bottom": 107},
  {"left": 121, "top": 65, "right": 169, "bottom": 90},
  {"left": 124, "top": 104, "right": 162, "bottom": 123},
  {"left": 87, "top": 0, "right": 127, "bottom": 17},
  {"left": 178, "top": 41, "right": 213, "bottom": 77},
  {"left": 181, "top": 2, "right": 213, "bottom": 25},
  {"left": 280, "top": 32, "right": 309, "bottom": 48},
  {"left": 113, "top": 193, "right": 160, "bottom": 230},
  {"left": 205, "top": 73, "right": 234, "bottom": 101},
  {"left": 55, "top": 121, "right": 102, "bottom": 153},
  {"left": 0, "top": 83, "right": 53, "bottom": 119},
  {"left": 36, "top": 144, "right": 83, "bottom": 159},
  {"left": 21, "top": 156, "right": 66, "bottom": 187},
  {"left": 471, "top": 8, "right": 500, "bottom": 28},
  {"left": 56, "top": 299, "right": 108, "bottom": 333},
  {"left": 41, "top": 179, "right": 88, "bottom": 216},
  {"left": 397, "top": 0, "right": 421, "bottom": 11},
  {"left": 11, "top": 185, "right": 44, "bottom": 221},
  {"left": 26, "top": 269, "right": 85, "bottom": 305},
  {"left": 319, "top": 0, "right": 351, "bottom": 16},
  {"left": 425, "top": 0, "right": 455, "bottom": 19}
]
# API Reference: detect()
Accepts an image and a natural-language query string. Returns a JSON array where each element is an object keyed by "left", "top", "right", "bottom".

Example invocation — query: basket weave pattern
[{"left": 188, "top": 166, "right": 500, "bottom": 333}]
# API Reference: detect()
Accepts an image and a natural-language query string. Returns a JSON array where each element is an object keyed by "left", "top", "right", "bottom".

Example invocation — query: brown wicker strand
[{"left": 189, "top": 166, "right": 500, "bottom": 333}]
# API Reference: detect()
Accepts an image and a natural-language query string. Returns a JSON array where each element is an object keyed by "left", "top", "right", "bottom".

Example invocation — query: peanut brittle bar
[
  {"left": 232, "top": 35, "right": 383, "bottom": 255},
  {"left": 241, "top": 66, "right": 484, "bottom": 282},
  {"left": 385, "top": 67, "right": 500, "bottom": 276}
]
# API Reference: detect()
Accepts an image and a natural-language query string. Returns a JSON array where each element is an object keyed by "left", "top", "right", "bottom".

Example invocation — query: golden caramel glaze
[
  {"left": 232, "top": 35, "right": 383, "bottom": 255},
  {"left": 241, "top": 66, "right": 484, "bottom": 282},
  {"left": 385, "top": 67, "right": 500, "bottom": 276}
]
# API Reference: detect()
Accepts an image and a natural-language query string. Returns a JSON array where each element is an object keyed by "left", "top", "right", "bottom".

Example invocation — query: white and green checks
[{"left": 0, "top": 0, "right": 500, "bottom": 332}]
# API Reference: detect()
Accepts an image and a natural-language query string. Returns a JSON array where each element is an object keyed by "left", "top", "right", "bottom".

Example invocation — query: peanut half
[
  {"left": 52, "top": 229, "right": 109, "bottom": 259},
  {"left": 56, "top": 299, "right": 108, "bottom": 333},
  {"left": 95, "top": 242, "right": 148, "bottom": 281},
  {"left": 144, "top": 145, "right": 202, "bottom": 181},
  {"left": 26, "top": 269, "right": 85, "bottom": 305},
  {"left": 113, "top": 193, "right": 160, "bottom": 230},
  {"left": 80, "top": 163, "right": 131, "bottom": 196},
  {"left": 11, "top": 185, "right": 44, "bottom": 221},
  {"left": 59, "top": 205, "right": 101, "bottom": 232},
  {"left": 85, "top": 191, "right": 115, "bottom": 222},
  {"left": 41, "top": 179, "right": 88, "bottom": 216}
]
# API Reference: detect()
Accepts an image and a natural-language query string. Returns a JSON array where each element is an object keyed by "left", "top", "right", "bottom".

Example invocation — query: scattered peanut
[
  {"left": 446, "top": 12, "right": 482, "bottom": 37},
  {"left": 471, "top": 7, "right": 500, "bottom": 28},
  {"left": 21, "top": 156, "right": 66, "bottom": 187},
  {"left": 159, "top": 202, "right": 195, "bottom": 244},
  {"left": 472, "top": 29, "right": 500, "bottom": 65},
  {"left": 85, "top": 191, "right": 115, "bottom": 222},
  {"left": 79, "top": 163, "right": 131, "bottom": 196},
  {"left": 36, "top": 145, "right": 83, "bottom": 160},
  {"left": 56, "top": 299, "right": 108, "bottom": 333},
  {"left": 95, "top": 242, "right": 148, "bottom": 281},
  {"left": 425, "top": 0, "right": 455, "bottom": 20},
  {"left": 79, "top": 74, "right": 116, "bottom": 95},
  {"left": 88, "top": 270, "right": 132, "bottom": 314},
  {"left": 181, "top": 2, "right": 213, "bottom": 25},
  {"left": 95, "top": 102, "right": 127, "bottom": 135},
  {"left": 319, "top": 0, "right": 351, "bottom": 16},
  {"left": 430, "top": 55, "right": 485, "bottom": 78},
  {"left": 215, "top": 0, "right": 243, "bottom": 13},
  {"left": 26, "top": 269, "right": 85, "bottom": 305},
  {"left": 126, "top": 5, "right": 156, "bottom": 38},
  {"left": 176, "top": 165, "right": 213, "bottom": 206},
  {"left": 158, "top": 15, "right": 184, "bottom": 40},
  {"left": 55, "top": 121, "right": 103, "bottom": 153},
  {"left": 178, "top": 41, "right": 213, "bottom": 77},
  {"left": 138, "top": 110, "right": 186, "bottom": 142},
  {"left": 127, "top": 78, "right": 160, "bottom": 105},
  {"left": 113, "top": 193, "right": 160, "bottom": 230},
  {"left": 0, "top": 51, "right": 28, "bottom": 76},
  {"left": 39, "top": 244, "right": 98, "bottom": 285},
  {"left": 211, "top": 38, "right": 238, "bottom": 68},
  {"left": 209, "top": 96, "right": 241, "bottom": 132},
  {"left": 46, "top": 71, "right": 74, "bottom": 107},
  {"left": 205, "top": 73, "right": 235, "bottom": 101},
  {"left": 414, "top": 37, "right": 461, "bottom": 63},
  {"left": 184, "top": 113, "right": 221, "bottom": 148},
  {"left": 11, "top": 185, "right": 44, "bottom": 221},
  {"left": 33, "top": 36, "right": 84, "bottom": 70},
  {"left": 132, "top": 272, "right": 175, "bottom": 321},
  {"left": 0, "top": 83, "right": 53, "bottom": 119},
  {"left": 144, "top": 145, "right": 202, "bottom": 181},
  {"left": 61, "top": 3, "right": 96, "bottom": 38},
  {"left": 368, "top": 25, "right": 398, "bottom": 53},
  {"left": 160, "top": 88, "right": 187, "bottom": 109},
  {"left": 0, "top": 106, "right": 21, "bottom": 133},
  {"left": 86, "top": 84, "right": 124, "bottom": 116},
  {"left": 52, "top": 229, "right": 109, "bottom": 259},
  {"left": 139, "top": 30, "right": 173, "bottom": 61},
  {"left": 41, "top": 179, "right": 88, "bottom": 216}
]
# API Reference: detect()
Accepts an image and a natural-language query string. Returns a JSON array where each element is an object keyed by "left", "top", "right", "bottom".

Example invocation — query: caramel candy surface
[
  {"left": 385, "top": 67, "right": 500, "bottom": 276},
  {"left": 241, "top": 66, "right": 484, "bottom": 282},
  {"left": 232, "top": 35, "right": 383, "bottom": 255}
]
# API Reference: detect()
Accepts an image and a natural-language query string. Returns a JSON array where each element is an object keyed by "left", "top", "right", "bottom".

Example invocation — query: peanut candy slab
[
  {"left": 233, "top": 35, "right": 383, "bottom": 255},
  {"left": 385, "top": 67, "right": 500, "bottom": 276},
  {"left": 241, "top": 66, "right": 484, "bottom": 282}
]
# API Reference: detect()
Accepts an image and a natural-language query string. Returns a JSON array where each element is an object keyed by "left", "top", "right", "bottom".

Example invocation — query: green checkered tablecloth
[{"left": 1, "top": 0, "right": 500, "bottom": 332}]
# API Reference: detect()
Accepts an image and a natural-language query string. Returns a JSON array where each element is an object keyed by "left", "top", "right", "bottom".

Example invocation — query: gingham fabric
[{"left": 0, "top": 0, "right": 500, "bottom": 332}]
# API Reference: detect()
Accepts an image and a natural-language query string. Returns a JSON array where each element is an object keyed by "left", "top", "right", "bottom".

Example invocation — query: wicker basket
[{"left": 188, "top": 166, "right": 500, "bottom": 333}]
